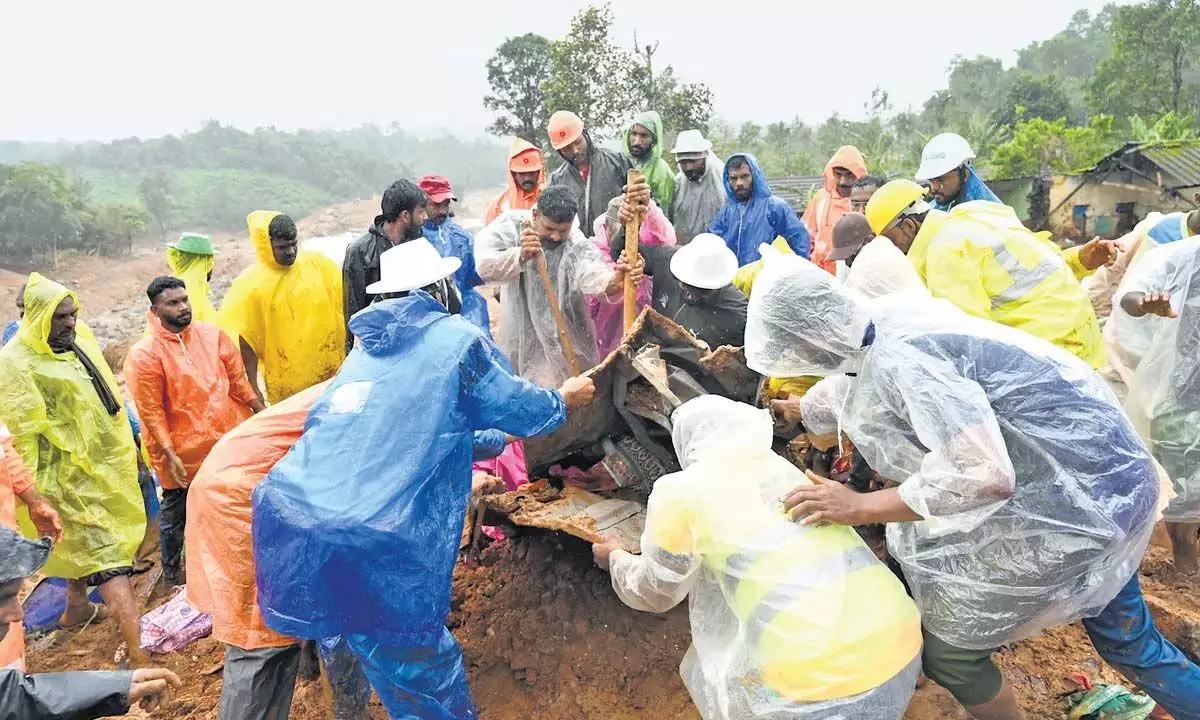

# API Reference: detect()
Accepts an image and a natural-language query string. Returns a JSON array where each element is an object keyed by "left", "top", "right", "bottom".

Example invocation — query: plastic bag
[{"left": 140, "top": 586, "right": 212, "bottom": 653}]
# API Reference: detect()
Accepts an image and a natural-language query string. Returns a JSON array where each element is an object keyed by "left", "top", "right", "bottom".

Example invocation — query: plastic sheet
[
  {"left": 843, "top": 237, "right": 929, "bottom": 301},
  {"left": 745, "top": 258, "right": 1160, "bottom": 649},
  {"left": 1109, "top": 238, "right": 1193, "bottom": 379},
  {"left": 475, "top": 210, "right": 612, "bottom": 387},
  {"left": 0, "top": 273, "right": 145, "bottom": 579},
  {"left": 609, "top": 395, "right": 922, "bottom": 716},
  {"left": 799, "top": 375, "right": 854, "bottom": 437},
  {"left": 1124, "top": 238, "right": 1200, "bottom": 521},
  {"left": 423, "top": 218, "right": 492, "bottom": 339},
  {"left": 218, "top": 210, "right": 346, "bottom": 403},
  {"left": 252, "top": 293, "right": 567, "bottom": 645}
]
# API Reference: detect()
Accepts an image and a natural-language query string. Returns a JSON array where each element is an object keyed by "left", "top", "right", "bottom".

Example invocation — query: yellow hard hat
[{"left": 865, "top": 179, "right": 928, "bottom": 234}]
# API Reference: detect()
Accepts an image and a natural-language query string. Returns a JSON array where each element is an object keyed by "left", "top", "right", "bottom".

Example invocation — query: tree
[
  {"left": 1130, "top": 111, "right": 1199, "bottom": 142},
  {"left": 543, "top": 5, "right": 633, "bottom": 138},
  {"left": 983, "top": 116, "right": 1119, "bottom": 178},
  {"left": 996, "top": 72, "right": 1073, "bottom": 127},
  {"left": 0, "top": 162, "right": 83, "bottom": 257},
  {"left": 139, "top": 171, "right": 173, "bottom": 239},
  {"left": 1089, "top": 0, "right": 1200, "bottom": 120},
  {"left": 483, "top": 33, "right": 553, "bottom": 145}
]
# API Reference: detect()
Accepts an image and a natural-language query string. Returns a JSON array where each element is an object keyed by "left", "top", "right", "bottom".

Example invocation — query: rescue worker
[
  {"left": 251, "top": 238, "right": 597, "bottom": 719},
  {"left": 126, "top": 276, "right": 264, "bottom": 586},
  {"left": 342, "top": 180, "right": 428, "bottom": 352},
  {"left": 1119, "top": 236, "right": 1200, "bottom": 575},
  {"left": 0, "top": 274, "right": 148, "bottom": 666},
  {"left": 828, "top": 212, "right": 875, "bottom": 271},
  {"left": 592, "top": 395, "right": 922, "bottom": 719},
  {"left": 709, "top": 153, "right": 811, "bottom": 266},
  {"left": 475, "top": 185, "right": 639, "bottom": 387},
  {"left": 0, "top": 425, "right": 60, "bottom": 672},
  {"left": 746, "top": 256, "right": 1200, "bottom": 719},
  {"left": 914, "top": 133, "right": 1001, "bottom": 211},
  {"left": 165, "top": 233, "right": 219, "bottom": 324},
  {"left": 485, "top": 138, "right": 545, "bottom": 224},
  {"left": 802, "top": 146, "right": 868, "bottom": 274},
  {"left": 0, "top": 527, "right": 181, "bottom": 718},
  {"left": 221, "top": 211, "right": 345, "bottom": 403},
  {"left": 849, "top": 175, "right": 884, "bottom": 214},
  {"left": 623, "top": 110, "right": 675, "bottom": 210},
  {"left": 866, "top": 179, "right": 1114, "bottom": 368},
  {"left": 419, "top": 174, "right": 491, "bottom": 338},
  {"left": 547, "top": 110, "right": 632, "bottom": 232},
  {"left": 2, "top": 283, "right": 25, "bottom": 346},
  {"left": 669, "top": 129, "right": 725, "bottom": 246},
  {"left": 613, "top": 234, "right": 748, "bottom": 349}
]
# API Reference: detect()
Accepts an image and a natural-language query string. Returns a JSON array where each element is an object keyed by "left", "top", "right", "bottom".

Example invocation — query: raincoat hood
[
  {"left": 624, "top": 111, "right": 676, "bottom": 210},
  {"left": 823, "top": 146, "right": 867, "bottom": 195},
  {"left": 745, "top": 254, "right": 869, "bottom": 377},
  {"left": 348, "top": 292, "right": 447, "bottom": 355},
  {"left": 18, "top": 273, "right": 77, "bottom": 356},
  {"left": 248, "top": 210, "right": 285, "bottom": 269},
  {"left": 166, "top": 247, "right": 218, "bottom": 324},
  {"left": 723, "top": 153, "right": 771, "bottom": 203},
  {"left": 671, "top": 395, "right": 773, "bottom": 469},
  {"left": 931, "top": 167, "right": 1000, "bottom": 211},
  {"left": 844, "top": 237, "right": 930, "bottom": 301},
  {"left": 624, "top": 111, "right": 665, "bottom": 165}
]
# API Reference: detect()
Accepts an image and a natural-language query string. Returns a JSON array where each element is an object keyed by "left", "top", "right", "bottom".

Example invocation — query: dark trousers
[
  {"left": 159, "top": 488, "right": 188, "bottom": 576},
  {"left": 219, "top": 644, "right": 301, "bottom": 720}
]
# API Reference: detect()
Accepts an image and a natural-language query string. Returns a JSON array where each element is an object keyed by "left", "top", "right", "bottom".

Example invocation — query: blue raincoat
[
  {"left": 1146, "top": 212, "right": 1190, "bottom": 245},
  {"left": 423, "top": 218, "right": 492, "bottom": 339},
  {"left": 1, "top": 321, "right": 16, "bottom": 345},
  {"left": 708, "top": 153, "right": 811, "bottom": 266},
  {"left": 251, "top": 292, "right": 566, "bottom": 646},
  {"left": 931, "top": 167, "right": 1000, "bottom": 211}
]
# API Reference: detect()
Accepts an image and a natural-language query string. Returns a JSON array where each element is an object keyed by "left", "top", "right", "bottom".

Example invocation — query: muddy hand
[
  {"left": 129, "top": 667, "right": 182, "bottom": 713},
  {"left": 592, "top": 535, "right": 623, "bottom": 572},
  {"left": 559, "top": 375, "right": 596, "bottom": 409},
  {"left": 1079, "top": 236, "right": 1119, "bottom": 270}
]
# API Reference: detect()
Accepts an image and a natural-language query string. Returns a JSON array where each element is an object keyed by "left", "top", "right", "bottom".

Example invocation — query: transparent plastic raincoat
[
  {"left": 624, "top": 110, "right": 676, "bottom": 211},
  {"left": 475, "top": 209, "right": 614, "bottom": 387},
  {"left": 1124, "top": 238, "right": 1200, "bottom": 521},
  {"left": 745, "top": 257, "right": 1159, "bottom": 649},
  {"left": 167, "top": 247, "right": 218, "bottom": 325},
  {"left": 252, "top": 292, "right": 567, "bottom": 645},
  {"left": 1109, "top": 237, "right": 1195, "bottom": 379},
  {"left": 610, "top": 395, "right": 922, "bottom": 719},
  {"left": 843, "top": 237, "right": 930, "bottom": 302},
  {"left": 709, "top": 154, "right": 811, "bottom": 266},
  {"left": 219, "top": 210, "right": 345, "bottom": 404},
  {"left": 0, "top": 274, "right": 145, "bottom": 578}
]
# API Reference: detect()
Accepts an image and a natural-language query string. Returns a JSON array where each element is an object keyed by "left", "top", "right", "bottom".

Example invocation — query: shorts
[
  {"left": 84, "top": 566, "right": 133, "bottom": 587},
  {"left": 920, "top": 630, "right": 1003, "bottom": 707}
]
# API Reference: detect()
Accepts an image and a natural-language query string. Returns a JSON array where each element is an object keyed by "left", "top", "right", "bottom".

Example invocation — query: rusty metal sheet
[{"left": 485, "top": 482, "right": 648, "bottom": 553}]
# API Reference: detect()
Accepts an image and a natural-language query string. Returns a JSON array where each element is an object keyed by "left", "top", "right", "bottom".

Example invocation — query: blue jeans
[
  {"left": 1082, "top": 573, "right": 1200, "bottom": 720},
  {"left": 344, "top": 630, "right": 477, "bottom": 720}
]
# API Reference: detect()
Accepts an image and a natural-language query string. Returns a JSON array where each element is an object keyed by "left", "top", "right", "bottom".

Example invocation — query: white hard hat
[
  {"left": 915, "top": 133, "right": 975, "bottom": 181},
  {"left": 672, "top": 129, "right": 712, "bottom": 157},
  {"left": 366, "top": 238, "right": 461, "bottom": 295},
  {"left": 670, "top": 233, "right": 738, "bottom": 289}
]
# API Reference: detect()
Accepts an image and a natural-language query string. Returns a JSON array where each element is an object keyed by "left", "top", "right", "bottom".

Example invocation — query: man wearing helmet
[
  {"left": 915, "top": 133, "right": 1002, "bottom": 211},
  {"left": 547, "top": 110, "right": 634, "bottom": 233}
]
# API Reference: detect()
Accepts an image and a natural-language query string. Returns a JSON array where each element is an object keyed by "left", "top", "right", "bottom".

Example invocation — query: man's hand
[
  {"left": 1078, "top": 236, "right": 1119, "bottom": 270},
  {"left": 782, "top": 471, "right": 870, "bottom": 526},
  {"left": 614, "top": 253, "right": 645, "bottom": 288},
  {"left": 128, "top": 667, "right": 182, "bottom": 712},
  {"left": 165, "top": 451, "right": 188, "bottom": 488},
  {"left": 592, "top": 537, "right": 623, "bottom": 572},
  {"left": 21, "top": 493, "right": 62, "bottom": 544},
  {"left": 519, "top": 224, "right": 543, "bottom": 263},
  {"left": 558, "top": 375, "right": 596, "bottom": 409},
  {"left": 770, "top": 397, "right": 803, "bottom": 425},
  {"left": 1139, "top": 291, "right": 1177, "bottom": 318}
]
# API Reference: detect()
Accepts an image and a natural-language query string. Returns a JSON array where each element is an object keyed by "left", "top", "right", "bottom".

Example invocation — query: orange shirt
[
  {"left": 184, "top": 383, "right": 324, "bottom": 650},
  {"left": 0, "top": 428, "right": 34, "bottom": 670},
  {"left": 126, "top": 315, "right": 258, "bottom": 489}
]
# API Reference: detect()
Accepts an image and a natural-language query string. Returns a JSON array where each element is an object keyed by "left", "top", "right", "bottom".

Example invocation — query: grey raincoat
[{"left": 670, "top": 152, "right": 726, "bottom": 245}]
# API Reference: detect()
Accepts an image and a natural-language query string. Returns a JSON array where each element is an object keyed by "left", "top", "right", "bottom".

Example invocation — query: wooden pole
[
  {"left": 623, "top": 169, "right": 645, "bottom": 331},
  {"left": 533, "top": 250, "right": 582, "bottom": 377}
]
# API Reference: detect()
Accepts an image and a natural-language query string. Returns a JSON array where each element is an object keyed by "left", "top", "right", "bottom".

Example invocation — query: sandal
[{"left": 59, "top": 602, "right": 109, "bottom": 633}]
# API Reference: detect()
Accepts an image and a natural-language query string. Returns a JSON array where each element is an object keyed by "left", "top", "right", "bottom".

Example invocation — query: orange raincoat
[
  {"left": 485, "top": 139, "right": 546, "bottom": 224},
  {"left": 0, "top": 428, "right": 33, "bottom": 670},
  {"left": 125, "top": 314, "right": 258, "bottom": 490},
  {"left": 802, "top": 146, "right": 868, "bottom": 274},
  {"left": 185, "top": 383, "right": 324, "bottom": 650}
]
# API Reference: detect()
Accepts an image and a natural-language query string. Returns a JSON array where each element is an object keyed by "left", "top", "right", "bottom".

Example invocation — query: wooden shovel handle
[
  {"left": 624, "top": 169, "right": 645, "bottom": 331},
  {"left": 533, "top": 249, "right": 582, "bottom": 377}
]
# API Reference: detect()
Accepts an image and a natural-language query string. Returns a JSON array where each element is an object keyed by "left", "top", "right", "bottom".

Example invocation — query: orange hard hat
[
  {"left": 509, "top": 147, "right": 545, "bottom": 173},
  {"left": 548, "top": 111, "right": 585, "bottom": 150}
]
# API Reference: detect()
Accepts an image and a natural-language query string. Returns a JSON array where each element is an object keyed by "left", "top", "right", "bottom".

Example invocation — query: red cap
[{"left": 418, "top": 174, "right": 456, "bottom": 203}]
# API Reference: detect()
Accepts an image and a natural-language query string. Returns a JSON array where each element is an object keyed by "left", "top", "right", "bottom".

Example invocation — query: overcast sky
[{"left": 4, "top": 0, "right": 1124, "bottom": 142}]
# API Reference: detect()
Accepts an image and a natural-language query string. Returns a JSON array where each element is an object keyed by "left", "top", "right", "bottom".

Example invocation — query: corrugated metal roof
[
  {"left": 1138, "top": 143, "right": 1200, "bottom": 189},
  {"left": 768, "top": 176, "right": 824, "bottom": 211}
]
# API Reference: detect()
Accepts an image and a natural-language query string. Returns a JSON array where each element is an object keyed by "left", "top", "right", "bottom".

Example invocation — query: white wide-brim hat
[
  {"left": 366, "top": 238, "right": 461, "bottom": 295},
  {"left": 670, "top": 233, "right": 738, "bottom": 290}
]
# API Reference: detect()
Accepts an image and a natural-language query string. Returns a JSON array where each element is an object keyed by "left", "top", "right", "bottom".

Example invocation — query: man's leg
[
  {"left": 1166, "top": 521, "right": 1199, "bottom": 575},
  {"left": 60, "top": 579, "right": 95, "bottom": 626},
  {"left": 317, "top": 636, "right": 371, "bottom": 720},
  {"left": 218, "top": 643, "right": 302, "bottom": 720},
  {"left": 345, "top": 629, "right": 477, "bottom": 720},
  {"left": 1082, "top": 572, "right": 1200, "bottom": 719},
  {"left": 93, "top": 570, "right": 150, "bottom": 667},
  {"left": 921, "top": 630, "right": 1020, "bottom": 720},
  {"left": 159, "top": 488, "right": 188, "bottom": 585}
]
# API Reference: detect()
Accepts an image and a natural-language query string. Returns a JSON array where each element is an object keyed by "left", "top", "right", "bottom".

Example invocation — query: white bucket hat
[
  {"left": 670, "top": 233, "right": 738, "bottom": 290},
  {"left": 672, "top": 129, "right": 712, "bottom": 158},
  {"left": 366, "top": 238, "right": 461, "bottom": 295}
]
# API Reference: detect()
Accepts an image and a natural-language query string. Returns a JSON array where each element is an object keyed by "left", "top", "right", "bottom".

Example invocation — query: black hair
[
  {"left": 146, "top": 276, "right": 186, "bottom": 303},
  {"left": 728, "top": 156, "right": 750, "bottom": 171},
  {"left": 536, "top": 185, "right": 578, "bottom": 224},
  {"left": 381, "top": 180, "right": 428, "bottom": 223},
  {"left": 268, "top": 214, "right": 297, "bottom": 242},
  {"left": 853, "top": 174, "right": 885, "bottom": 190}
]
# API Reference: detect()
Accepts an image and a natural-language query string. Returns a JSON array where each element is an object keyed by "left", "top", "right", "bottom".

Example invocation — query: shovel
[{"left": 525, "top": 220, "right": 582, "bottom": 376}]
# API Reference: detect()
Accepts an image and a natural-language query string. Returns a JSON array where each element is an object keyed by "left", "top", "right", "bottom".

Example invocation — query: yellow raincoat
[
  {"left": 909, "top": 201, "right": 1105, "bottom": 368},
  {"left": 219, "top": 211, "right": 346, "bottom": 404},
  {"left": 0, "top": 274, "right": 145, "bottom": 578},
  {"left": 167, "top": 247, "right": 218, "bottom": 324}
]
